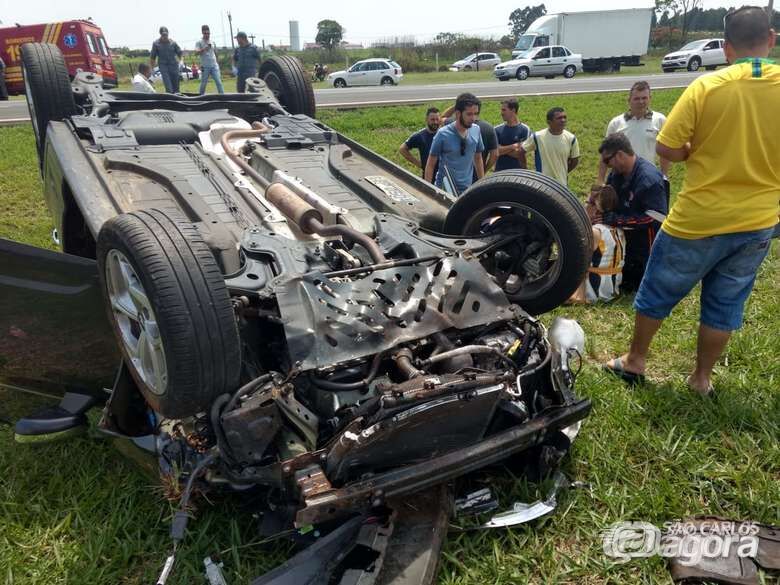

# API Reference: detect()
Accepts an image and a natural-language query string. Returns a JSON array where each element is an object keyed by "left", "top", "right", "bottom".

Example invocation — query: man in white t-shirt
[
  {"left": 131, "top": 63, "right": 155, "bottom": 93},
  {"left": 520, "top": 107, "right": 580, "bottom": 187},
  {"left": 597, "top": 81, "right": 669, "bottom": 184}
]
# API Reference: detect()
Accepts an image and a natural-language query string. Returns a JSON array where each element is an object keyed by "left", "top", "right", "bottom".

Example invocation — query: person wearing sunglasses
[
  {"left": 424, "top": 93, "right": 485, "bottom": 194},
  {"left": 594, "top": 133, "right": 667, "bottom": 293},
  {"left": 196, "top": 25, "right": 224, "bottom": 95},
  {"left": 605, "top": 6, "right": 779, "bottom": 396}
]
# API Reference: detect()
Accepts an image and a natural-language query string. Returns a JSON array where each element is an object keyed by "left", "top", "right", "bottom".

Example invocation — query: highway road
[{"left": 0, "top": 71, "right": 700, "bottom": 123}]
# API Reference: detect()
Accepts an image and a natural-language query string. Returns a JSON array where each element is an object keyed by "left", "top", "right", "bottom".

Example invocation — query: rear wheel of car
[
  {"left": 563, "top": 65, "right": 576, "bottom": 78},
  {"left": 443, "top": 170, "right": 592, "bottom": 315},
  {"left": 687, "top": 57, "right": 701, "bottom": 71},
  {"left": 516, "top": 67, "right": 530, "bottom": 80},
  {"left": 97, "top": 209, "right": 241, "bottom": 418},
  {"left": 334, "top": 78, "right": 347, "bottom": 88},
  {"left": 380, "top": 76, "right": 394, "bottom": 86},
  {"left": 20, "top": 43, "right": 77, "bottom": 165},
  {"left": 258, "top": 55, "right": 315, "bottom": 117}
]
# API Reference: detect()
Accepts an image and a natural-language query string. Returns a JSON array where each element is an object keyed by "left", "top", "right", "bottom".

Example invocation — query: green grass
[{"left": 0, "top": 90, "right": 778, "bottom": 584}]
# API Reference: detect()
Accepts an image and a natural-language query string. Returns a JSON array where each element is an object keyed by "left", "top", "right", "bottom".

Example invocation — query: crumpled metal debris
[{"left": 481, "top": 471, "right": 570, "bottom": 528}]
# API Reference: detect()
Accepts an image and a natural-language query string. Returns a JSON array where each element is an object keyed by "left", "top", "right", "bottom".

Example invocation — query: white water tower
[{"left": 289, "top": 20, "right": 301, "bottom": 51}]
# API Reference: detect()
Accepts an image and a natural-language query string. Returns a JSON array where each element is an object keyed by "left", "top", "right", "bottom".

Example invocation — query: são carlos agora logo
[{"left": 64, "top": 33, "right": 78, "bottom": 48}]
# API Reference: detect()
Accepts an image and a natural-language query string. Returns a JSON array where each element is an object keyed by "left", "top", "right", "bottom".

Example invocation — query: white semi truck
[{"left": 512, "top": 8, "right": 653, "bottom": 72}]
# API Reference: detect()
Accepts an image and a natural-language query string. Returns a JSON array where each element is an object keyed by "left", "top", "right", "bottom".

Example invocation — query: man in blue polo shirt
[
  {"left": 399, "top": 107, "right": 441, "bottom": 182},
  {"left": 494, "top": 98, "right": 530, "bottom": 171},
  {"left": 424, "top": 93, "right": 485, "bottom": 194},
  {"left": 594, "top": 133, "right": 668, "bottom": 291}
]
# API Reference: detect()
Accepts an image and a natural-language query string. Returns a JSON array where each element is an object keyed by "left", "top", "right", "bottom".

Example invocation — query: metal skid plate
[{"left": 276, "top": 253, "right": 512, "bottom": 370}]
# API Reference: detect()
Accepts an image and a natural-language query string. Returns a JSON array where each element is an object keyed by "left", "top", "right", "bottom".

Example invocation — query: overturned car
[{"left": 2, "top": 43, "right": 594, "bottom": 583}]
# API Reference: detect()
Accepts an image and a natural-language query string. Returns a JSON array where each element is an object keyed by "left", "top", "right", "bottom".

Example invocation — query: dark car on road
[{"left": 1, "top": 42, "right": 594, "bottom": 583}]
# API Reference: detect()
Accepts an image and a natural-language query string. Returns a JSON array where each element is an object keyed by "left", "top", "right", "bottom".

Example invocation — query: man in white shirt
[
  {"left": 132, "top": 63, "right": 155, "bottom": 93},
  {"left": 597, "top": 81, "right": 669, "bottom": 184}
]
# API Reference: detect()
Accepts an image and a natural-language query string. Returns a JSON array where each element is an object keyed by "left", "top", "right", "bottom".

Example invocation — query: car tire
[
  {"left": 20, "top": 43, "right": 77, "bottom": 165},
  {"left": 380, "top": 76, "right": 394, "bottom": 86},
  {"left": 687, "top": 57, "right": 701, "bottom": 71},
  {"left": 97, "top": 209, "right": 241, "bottom": 418},
  {"left": 258, "top": 55, "right": 315, "bottom": 117},
  {"left": 516, "top": 67, "right": 529, "bottom": 80},
  {"left": 334, "top": 78, "right": 347, "bottom": 88},
  {"left": 563, "top": 65, "right": 576, "bottom": 78},
  {"left": 463, "top": 65, "right": 472, "bottom": 71},
  {"left": 443, "top": 170, "right": 592, "bottom": 315}
]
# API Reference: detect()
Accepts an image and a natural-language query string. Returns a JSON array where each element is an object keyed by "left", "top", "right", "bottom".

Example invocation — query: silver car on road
[{"left": 494, "top": 46, "right": 583, "bottom": 81}]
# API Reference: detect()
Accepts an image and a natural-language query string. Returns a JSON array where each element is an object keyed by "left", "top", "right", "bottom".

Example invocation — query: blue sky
[{"left": 0, "top": 0, "right": 743, "bottom": 49}]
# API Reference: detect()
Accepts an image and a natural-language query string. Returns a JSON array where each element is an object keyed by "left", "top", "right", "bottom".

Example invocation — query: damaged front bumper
[{"left": 293, "top": 398, "right": 591, "bottom": 526}]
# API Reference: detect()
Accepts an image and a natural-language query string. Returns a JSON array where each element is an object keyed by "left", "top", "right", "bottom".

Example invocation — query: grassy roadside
[{"left": 0, "top": 89, "right": 777, "bottom": 584}]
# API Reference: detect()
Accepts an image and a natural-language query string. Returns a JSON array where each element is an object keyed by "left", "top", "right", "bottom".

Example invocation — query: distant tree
[
  {"left": 433, "top": 32, "right": 466, "bottom": 46},
  {"left": 508, "top": 4, "right": 547, "bottom": 41},
  {"left": 315, "top": 20, "right": 344, "bottom": 51},
  {"left": 499, "top": 34, "right": 515, "bottom": 49},
  {"left": 655, "top": 0, "right": 701, "bottom": 43}
]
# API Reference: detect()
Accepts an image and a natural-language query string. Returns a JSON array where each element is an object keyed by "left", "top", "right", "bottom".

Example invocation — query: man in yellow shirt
[
  {"left": 520, "top": 107, "right": 580, "bottom": 186},
  {"left": 605, "top": 6, "right": 779, "bottom": 395}
]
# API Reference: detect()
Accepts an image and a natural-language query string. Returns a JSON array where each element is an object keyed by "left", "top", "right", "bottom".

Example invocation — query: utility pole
[
  {"left": 249, "top": 34, "right": 256, "bottom": 44},
  {"left": 227, "top": 11, "right": 235, "bottom": 49},
  {"left": 768, "top": 0, "right": 775, "bottom": 23}
]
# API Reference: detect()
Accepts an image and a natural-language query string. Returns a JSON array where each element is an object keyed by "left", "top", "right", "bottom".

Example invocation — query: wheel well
[{"left": 61, "top": 180, "right": 97, "bottom": 259}]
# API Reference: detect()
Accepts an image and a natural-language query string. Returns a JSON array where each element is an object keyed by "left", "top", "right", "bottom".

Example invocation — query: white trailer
[{"left": 512, "top": 8, "right": 653, "bottom": 72}]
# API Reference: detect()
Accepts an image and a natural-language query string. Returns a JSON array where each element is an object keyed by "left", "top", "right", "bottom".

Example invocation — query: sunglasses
[
  {"left": 460, "top": 136, "right": 467, "bottom": 156},
  {"left": 601, "top": 152, "right": 617, "bottom": 165}
]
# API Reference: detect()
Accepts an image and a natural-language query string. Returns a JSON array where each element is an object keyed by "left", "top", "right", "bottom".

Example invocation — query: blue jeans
[
  {"left": 199, "top": 65, "right": 224, "bottom": 94},
  {"left": 159, "top": 63, "right": 180, "bottom": 94},
  {"left": 634, "top": 227, "right": 774, "bottom": 331}
]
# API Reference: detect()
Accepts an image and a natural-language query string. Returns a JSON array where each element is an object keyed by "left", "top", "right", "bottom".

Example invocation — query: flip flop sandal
[{"left": 603, "top": 357, "right": 646, "bottom": 386}]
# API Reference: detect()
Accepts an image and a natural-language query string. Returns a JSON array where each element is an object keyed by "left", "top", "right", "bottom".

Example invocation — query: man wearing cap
[
  {"left": 150, "top": 26, "right": 182, "bottom": 93},
  {"left": 196, "top": 25, "right": 224, "bottom": 94},
  {"left": 233, "top": 32, "right": 261, "bottom": 93}
]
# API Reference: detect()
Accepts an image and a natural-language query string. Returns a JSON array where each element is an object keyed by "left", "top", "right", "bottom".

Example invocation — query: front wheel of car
[
  {"left": 687, "top": 57, "right": 701, "bottom": 71},
  {"left": 258, "top": 55, "right": 316, "bottom": 117},
  {"left": 563, "top": 65, "right": 576, "bottom": 78},
  {"left": 516, "top": 67, "right": 529, "bottom": 80},
  {"left": 97, "top": 209, "right": 241, "bottom": 419},
  {"left": 463, "top": 65, "right": 472, "bottom": 71},
  {"left": 443, "top": 170, "right": 593, "bottom": 315},
  {"left": 380, "top": 76, "right": 394, "bottom": 86},
  {"left": 334, "top": 78, "right": 347, "bottom": 88},
  {"left": 20, "top": 43, "right": 77, "bottom": 165}
]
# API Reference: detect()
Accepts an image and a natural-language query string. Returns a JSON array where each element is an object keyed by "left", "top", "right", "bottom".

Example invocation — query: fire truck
[{"left": 0, "top": 20, "right": 116, "bottom": 95}]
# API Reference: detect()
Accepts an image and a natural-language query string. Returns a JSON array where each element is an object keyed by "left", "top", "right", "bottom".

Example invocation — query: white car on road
[
  {"left": 449, "top": 52, "right": 501, "bottom": 71},
  {"left": 662, "top": 39, "right": 727, "bottom": 72},
  {"left": 494, "top": 46, "right": 582, "bottom": 81},
  {"left": 328, "top": 58, "right": 403, "bottom": 87}
]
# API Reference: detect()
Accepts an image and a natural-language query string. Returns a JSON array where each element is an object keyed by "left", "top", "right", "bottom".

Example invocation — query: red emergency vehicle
[{"left": 0, "top": 20, "right": 116, "bottom": 95}]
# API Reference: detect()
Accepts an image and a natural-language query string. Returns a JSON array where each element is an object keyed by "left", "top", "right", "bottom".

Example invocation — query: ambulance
[{"left": 0, "top": 20, "right": 116, "bottom": 95}]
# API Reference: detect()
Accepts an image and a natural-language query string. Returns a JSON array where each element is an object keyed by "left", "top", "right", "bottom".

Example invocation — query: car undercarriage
[{"left": 3, "top": 44, "right": 595, "bottom": 583}]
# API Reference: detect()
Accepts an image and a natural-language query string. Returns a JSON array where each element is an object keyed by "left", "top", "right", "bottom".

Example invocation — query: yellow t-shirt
[
  {"left": 521, "top": 128, "right": 580, "bottom": 187},
  {"left": 658, "top": 59, "right": 780, "bottom": 239}
]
